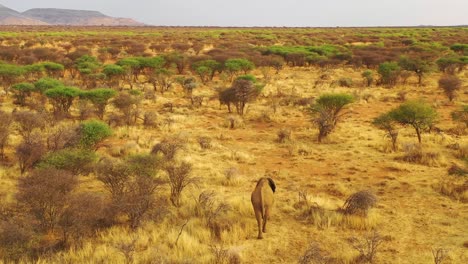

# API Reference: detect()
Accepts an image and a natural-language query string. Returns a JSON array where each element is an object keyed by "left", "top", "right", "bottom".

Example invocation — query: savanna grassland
[{"left": 0, "top": 26, "right": 467, "bottom": 264}]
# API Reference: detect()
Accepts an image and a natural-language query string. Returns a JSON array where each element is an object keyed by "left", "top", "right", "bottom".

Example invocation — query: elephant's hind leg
[
  {"left": 254, "top": 209, "right": 263, "bottom": 239},
  {"left": 262, "top": 206, "right": 270, "bottom": 233}
]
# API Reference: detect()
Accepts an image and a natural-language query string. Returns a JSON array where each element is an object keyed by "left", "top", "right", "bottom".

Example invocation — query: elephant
[{"left": 251, "top": 177, "right": 276, "bottom": 239}]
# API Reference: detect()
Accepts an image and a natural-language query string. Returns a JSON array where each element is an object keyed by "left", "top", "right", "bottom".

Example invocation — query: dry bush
[
  {"left": 77, "top": 100, "right": 95, "bottom": 120},
  {"left": 198, "top": 136, "right": 213, "bottom": 149},
  {"left": 224, "top": 115, "right": 245, "bottom": 129},
  {"left": 143, "top": 111, "right": 158, "bottom": 128},
  {"left": 13, "top": 111, "right": 47, "bottom": 143},
  {"left": 400, "top": 144, "right": 444, "bottom": 167},
  {"left": 151, "top": 135, "right": 187, "bottom": 160},
  {"left": 434, "top": 177, "right": 468, "bottom": 202},
  {"left": 455, "top": 143, "right": 468, "bottom": 160},
  {"left": 0, "top": 111, "right": 12, "bottom": 159},
  {"left": 45, "top": 124, "right": 80, "bottom": 151},
  {"left": 58, "top": 193, "right": 110, "bottom": 244},
  {"left": 195, "top": 191, "right": 231, "bottom": 240},
  {"left": 347, "top": 230, "right": 384, "bottom": 264},
  {"left": 277, "top": 128, "right": 291, "bottom": 143},
  {"left": 0, "top": 218, "right": 36, "bottom": 262},
  {"left": 16, "top": 139, "right": 46, "bottom": 174},
  {"left": 447, "top": 164, "right": 467, "bottom": 176},
  {"left": 17, "top": 168, "right": 77, "bottom": 231},
  {"left": 298, "top": 242, "right": 333, "bottom": 264},
  {"left": 210, "top": 244, "right": 241, "bottom": 264},
  {"left": 165, "top": 162, "right": 196, "bottom": 207},
  {"left": 223, "top": 167, "right": 240, "bottom": 183},
  {"left": 342, "top": 190, "right": 377, "bottom": 216},
  {"left": 397, "top": 90, "right": 407, "bottom": 102},
  {"left": 432, "top": 248, "right": 450, "bottom": 264},
  {"left": 95, "top": 156, "right": 163, "bottom": 228},
  {"left": 95, "top": 158, "right": 132, "bottom": 200}
]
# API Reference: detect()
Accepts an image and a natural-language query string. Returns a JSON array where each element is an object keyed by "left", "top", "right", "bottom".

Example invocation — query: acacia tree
[
  {"left": 103, "top": 64, "right": 125, "bottom": 88},
  {"left": 191, "top": 59, "right": 222, "bottom": 84},
  {"left": 218, "top": 75, "right": 263, "bottom": 116},
  {"left": 398, "top": 57, "right": 433, "bottom": 85},
  {"left": 0, "top": 64, "right": 24, "bottom": 93},
  {"left": 80, "top": 88, "right": 117, "bottom": 119},
  {"left": 438, "top": 75, "right": 462, "bottom": 102},
  {"left": 164, "top": 53, "right": 188, "bottom": 74},
  {"left": 34, "top": 77, "right": 63, "bottom": 93},
  {"left": 372, "top": 113, "right": 399, "bottom": 151},
  {"left": 310, "top": 93, "right": 354, "bottom": 143},
  {"left": 389, "top": 100, "right": 437, "bottom": 143},
  {"left": 225, "top": 58, "right": 255, "bottom": 81},
  {"left": 40, "top": 61, "right": 65, "bottom": 78},
  {"left": 148, "top": 68, "right": 175, "bottom": 93},
  {"left": 44, "top": 86, "right": 82, "bottom": 117}
]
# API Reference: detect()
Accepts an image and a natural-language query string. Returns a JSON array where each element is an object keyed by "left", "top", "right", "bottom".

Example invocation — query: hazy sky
[{"left": 3, "top": 0, "right": 468, "bottom": 26}]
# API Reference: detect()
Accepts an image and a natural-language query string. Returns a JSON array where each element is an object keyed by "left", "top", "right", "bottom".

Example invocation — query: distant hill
[
  {"left": 0, "top": 4, "right": 145, "bottom": 26},
  {"left": 22, "top": 8, "right": 145, "bottom": 26},
  {"left": 0, "top": 4, "right": 48, "bottom": 25}
]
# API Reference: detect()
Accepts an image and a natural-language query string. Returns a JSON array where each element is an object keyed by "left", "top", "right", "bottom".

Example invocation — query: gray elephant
[{"left": 251, "top": 177, "right": 276, "bottom": 239}]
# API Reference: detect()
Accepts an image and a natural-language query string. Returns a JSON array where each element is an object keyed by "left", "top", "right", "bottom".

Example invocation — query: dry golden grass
[{"left": 1, "top": 65, "right": 467, "bottom": 264}]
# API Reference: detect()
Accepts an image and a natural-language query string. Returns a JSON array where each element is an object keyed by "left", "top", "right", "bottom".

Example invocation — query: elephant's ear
[{"left": 267, "top": 178, "right": 276, "bottom": 193}]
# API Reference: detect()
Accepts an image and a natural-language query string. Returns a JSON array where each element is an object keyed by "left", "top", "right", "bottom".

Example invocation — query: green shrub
[
  {"left": 37, "top": 148, "right": 97, "bottom": 175},
  {"left": 79, "top": 120, "right": 112, "bottom": 149}
]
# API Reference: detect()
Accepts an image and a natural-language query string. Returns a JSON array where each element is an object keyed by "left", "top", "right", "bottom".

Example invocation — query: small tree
[
  {"left": 148, "top": 68, "right": 175, "bottom": 94},
  {"left": 438, "top": 75, "right": 462, "bottom": 102},
  {"left": 372, "top": 113, "right": 399, "bottom": 151},
  {"left": 310, "top": 93, "right": 354, "bottom": 142},
  {"left": 219, "top": 75, "right": 264, "bottom": 116},
  {"left": 451, "top": 105, "right": 468, "bottom": 128},
  {"left": 389, "top": 100, "right": 437, "bottom": 143},
  {"left": 176, "top": 76, "right": 198, "bottom": 96},
  {"left": 378, "top": 62, "right": 400, "bottom": 87},
  {"left": 80, "top": 88, "right": 117, "bottom": 119},
  {"left": 11, "top": 83, "right": 35, "bottom": 106},
  {"left": 362, "top": 70, "right": 374, "bottom": 87},
  {"left": 78, "top": 120, "right": 112, "bottom": 149},
  {"left": 112, "top": 91, "right": 142, "bottom": 126}
]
